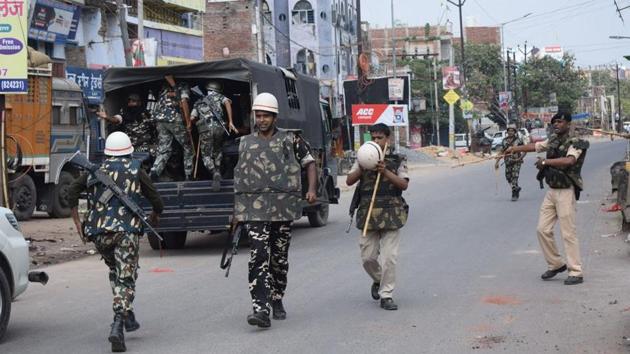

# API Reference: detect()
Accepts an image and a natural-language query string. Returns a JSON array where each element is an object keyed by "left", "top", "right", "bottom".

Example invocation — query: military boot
[
  {"left": 272, "top": 300, "right": 286, "bottom": 320},
  {"left": 511, "top": 189, "right": 518, "bottom": 201},
  {"left": 124, "top": 310, "right": 140, "bottom": 332},
  {"left": 212, "top": 172, "right": 221, "bottom": 191},
  {"left": 109, "top": 313, "right": 126, "bottom": 352},
  {"left": 247, "top": 312, "right": 271, "bottom": 328}
]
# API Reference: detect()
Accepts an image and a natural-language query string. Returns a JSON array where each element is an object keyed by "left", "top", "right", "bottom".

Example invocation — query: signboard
[
  {"left": 65, "top": 66, "right": 103, "bottom": 104},
  {"left": 460, "top": 99, "right": 474, "bottom": 112},
  {"left": 542, "top": 45, "right": 563, "bottom": 60},
  {"left": 0, "top": 0, "right": 28, "bottom": 94},
  {"left": 442, "top": 66, "right": 461, "bottom": 90},
  {"left": 499, "top": 91, "right": 512, "bottom": 111},
  {"left": 351, "top": 104, "right": 409, "bottom": 127},
  {"left": 388, "top": 77, "right": 404, "bottom": 101},
  {"left": 28, "top": 0, "right": 81, "bottom": 43},
  {"left": 443, "top": 89, "right": 460, "bottom": 105}
]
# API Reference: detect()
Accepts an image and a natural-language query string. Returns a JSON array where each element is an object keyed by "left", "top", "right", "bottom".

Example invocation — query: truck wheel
[
  {"left": 162, "top": 231, "right": 187, "bottom": 249},
  {"left": 147, "top": 233, "right": 164, "bottom": 251},
  {"left": 10, "top": 174, "right": 36, "bottom": 221},
  {"left": 307, "top": 188, "right": 329, "bottom": 227},
  {"left": 0, "top": 268, "right": 11, "bottom": 342},
  {"left": 48, "top": 171, "right": 74, "bottom": 218}
]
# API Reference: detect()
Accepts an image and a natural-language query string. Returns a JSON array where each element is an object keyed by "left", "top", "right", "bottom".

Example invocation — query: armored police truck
[{"left": 101, "top": 58, "right": 339, "bottom": 249}]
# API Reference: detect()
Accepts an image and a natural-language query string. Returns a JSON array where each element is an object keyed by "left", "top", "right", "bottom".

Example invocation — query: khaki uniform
[{"left": 534, "top": 138, "right": 585, "bottom": 277}]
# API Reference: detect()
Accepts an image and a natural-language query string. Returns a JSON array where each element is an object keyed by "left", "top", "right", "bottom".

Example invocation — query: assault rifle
[
  {"left": 347, "top": 182, "right": 361, "bottom": 233},
  {"left": 190, "top": 86, "right": 230, "bottom": 136},
  {"left": 68, "top": 151, "right": 164, "bottom": 243},
  {"left": 220, "top": 222, "right": 244, "bottom": 277},
  {"left": 165, "top": 75, "right": 197, "bottom": 151}
]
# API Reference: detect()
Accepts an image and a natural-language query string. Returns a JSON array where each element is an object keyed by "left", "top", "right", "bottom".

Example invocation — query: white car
[{"left": 0, "top": 207, "right": 47, "bottom": 341}]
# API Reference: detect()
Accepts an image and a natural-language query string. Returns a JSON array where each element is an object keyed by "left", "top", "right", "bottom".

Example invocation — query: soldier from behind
[
  {"left": 495, "top": 124, "right": 526, "bottom": 201},
  {"left": 190, "top": 81, "right": 237, "bottom": 190},
  {"left": 149, "top": 80, "right": 194, "bottom": 181},
  {"left": 98, "top": 93, "right": 157, "bottom": 157},
  {"left": 233, "top": 93, "right": 317, "bottom": 328},
  {"left": 505, "top": 112, "right": 589, "bottom": 285},
  {"left": 346, "top": 123, "right": 409, "bottom": 311},
  {"left": 68, "top": 132, "right": 163, "bottom": 352}
]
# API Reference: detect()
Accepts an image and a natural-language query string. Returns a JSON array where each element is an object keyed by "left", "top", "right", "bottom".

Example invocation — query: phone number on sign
[{"left": 0, "top": 79, "right": 27, "bottom": 92}]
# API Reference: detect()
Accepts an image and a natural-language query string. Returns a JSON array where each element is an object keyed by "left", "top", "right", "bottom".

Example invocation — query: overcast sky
[{"left": 361, "top": 0, "right": 630, "bottom": 67}]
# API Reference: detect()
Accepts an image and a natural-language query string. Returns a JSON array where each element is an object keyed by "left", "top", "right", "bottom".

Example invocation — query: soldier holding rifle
[
  {"left": 346, "top": 123, "right": 409, "bottom": 311},
  {"left": 505, "top": 112, "right": 589, "bottom": 286}
]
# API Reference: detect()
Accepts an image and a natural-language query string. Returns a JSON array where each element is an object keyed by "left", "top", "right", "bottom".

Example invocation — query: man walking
[
  {"left": 496, "top": 124, "right": 526, "bottom": 201},
  {"left": 346, "top": 123, "right": 409, "bottom": 310},
  {"left": 68, "top": 132, "right": 163, "bottom": 352},
  {"left": 506, "top": 112, "right": 588, "bottom": 285},
  {"left": 233, "top": 93, "right": 317, "bottom": 328}
]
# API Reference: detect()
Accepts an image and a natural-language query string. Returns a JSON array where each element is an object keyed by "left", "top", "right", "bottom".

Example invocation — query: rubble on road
[{"left": 417, "top": 146, "right": 489, "bottom": 166}]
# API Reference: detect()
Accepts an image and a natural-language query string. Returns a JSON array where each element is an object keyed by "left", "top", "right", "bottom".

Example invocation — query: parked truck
[
  {"left": 4, "top": 66, "right": 88, "bottom": 220},
  {"left": 101, "top": 58, "right": 339, "bottom": 249}
]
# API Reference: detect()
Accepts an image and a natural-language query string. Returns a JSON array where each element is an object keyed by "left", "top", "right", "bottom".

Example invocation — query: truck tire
[
  {"left": 147, "top": 233, "right": 164, "bottom": 251},
  {"left": 0, "top": 268, "right": 11, "bottom": 342},
  {"left": 307, "top": 188, "right": 329, "bottom": 227},
  {"left": 10, "top": 174, "right": 36, "bottom": 221},
  {"left": 162, "top": 231, "right": 187, "bottom": 249},
  {"left": 48, "top": 171, "right": 74, "bottom": 218}
]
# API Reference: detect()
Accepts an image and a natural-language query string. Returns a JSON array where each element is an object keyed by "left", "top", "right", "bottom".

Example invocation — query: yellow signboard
[
  {"left": 460, "top": 99, "right": 474, "bottom": 112},
  {"left": 443, "top": 89, "right": 460, "bottom": 105},
  {"left": 0, "top": 0, "right": 28, "bottom": 94}
]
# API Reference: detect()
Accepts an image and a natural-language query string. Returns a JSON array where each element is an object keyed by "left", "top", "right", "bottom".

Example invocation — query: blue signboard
[
  {"left": 65, "top": 66, "right": 103, "bottom": 104},
  {"left": 28, "top": 0, "right": 80, "bottom": 43}
]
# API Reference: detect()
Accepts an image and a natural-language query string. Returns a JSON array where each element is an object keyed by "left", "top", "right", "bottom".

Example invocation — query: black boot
[
  {"left": 247, "top": 312, "right": 271, "bottom": 328},
  {"left": 511, "top": 189, "right": 518, "bottom": 201},
  {"left": 212, "top": 172, "right": 221, "bottom": 191},
  {"left": 515, "top": 187, "right": 521, "bottom": 200},
  {"left": 109, "top": 313, "right": 126, "bottom": 352},
  {"left": 124, "top": 310, "right": 140, "bottom": 332},
  {"left": 272, "top": 300, "right": 286, "bottom": 320}
]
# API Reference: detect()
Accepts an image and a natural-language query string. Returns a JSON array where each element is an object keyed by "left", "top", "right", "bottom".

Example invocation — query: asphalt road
[{"left": 4, "top": 138, "right": 630, "bottom": 353}]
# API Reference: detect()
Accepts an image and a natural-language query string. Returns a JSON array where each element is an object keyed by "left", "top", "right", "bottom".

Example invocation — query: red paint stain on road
[
  {"left": 149, "top": 267, "right": 174, "bottom": 273},
  {"left": 482, "top": 295, "right": 521, "bottom": 305}
]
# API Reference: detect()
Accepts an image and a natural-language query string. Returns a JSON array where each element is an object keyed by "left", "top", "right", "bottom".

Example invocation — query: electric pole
[
  {"left": 137, "top": 0, "right": 143, "bottom": 40},
  {"left": 512, "top": 50, "right": 519, "bottom": 123},
  {"left": 0, "top": 96, "right": 7, "bottom": 208},
  {"left": 116, "top": 0, "right": 133, "bottom": 67},
  {"left": 433, "top": 56, "right": 440, "bottom": 146},
  {"left": 617, "top": 62, "right": 623, "bottom": 132},
  {"left": 447, "top": 0, "right": 467, "bottom": 89}
]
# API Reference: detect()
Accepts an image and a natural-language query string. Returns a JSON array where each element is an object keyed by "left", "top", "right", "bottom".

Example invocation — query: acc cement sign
[
  {"left": 351, "top": 104, "right": 409, "bottom": 127},
  {"left": 0, "top": 0, "right": 28, "bottom": 94}
]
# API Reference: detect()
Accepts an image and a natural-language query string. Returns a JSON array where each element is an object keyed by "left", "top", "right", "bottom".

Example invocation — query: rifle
[
  {"left": 68, "top": 152, "right": 164, "bottom": 244},
  {"left": 220, "top": 222, "right": 244, "bottom": 277},
  {"left": 577, "top": 126, "right": 630, "bottom": 139},
  {"left": 347, "top": 182, "right": 361, "bottom": 233},
  {"left": 165, "top": 75, "right": 197, "bottom": 152},
  {"left": 190, "top": 86, "right": 230, "bottom": 136},
  {"left": 536, "top": 165, "right": 546, "bottom": 189}
]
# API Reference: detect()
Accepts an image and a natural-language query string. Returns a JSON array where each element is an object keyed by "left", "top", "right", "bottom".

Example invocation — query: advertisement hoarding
[
  {"left": 442, "top": 66, "right": 461, "bottom": 90},
  {"left": 351, "top": 104, "right": 409, "bottom": 127},
  {"left": 28, "top": 0, "right": 80, "bottom": 43},
  {"left": 65, "top": 66, "right": 103, "bottom": 104},
  {"left": 0, "top": 0, "right": 28, "bottom": 94}
]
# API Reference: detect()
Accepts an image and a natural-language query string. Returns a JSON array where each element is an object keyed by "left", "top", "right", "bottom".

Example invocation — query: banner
[
  {"left": 28, "top": 0, "right": 80, "bottom": 43},
  {"left": 442, "top": 66, "right": 461, "bottom": 90},
  {"left": 0, "top": 0, "right": 28, "bottom": 94},
  {"left": 388, "top": 78, "right": 404, "bottom": 101},
  {"left": 65, "top": 66, "right": 103, "bottom": 104},
  {"left": 499, "top": 91, "right": 512, "bottom": 111},
  {"left": 351, "top": 104, "right": 409, "bottom": 127}
]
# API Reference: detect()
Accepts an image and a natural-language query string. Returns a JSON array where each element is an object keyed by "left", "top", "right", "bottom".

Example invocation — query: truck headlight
[{"left": 5, "top": 212, "right": 21, "bottom": 231}]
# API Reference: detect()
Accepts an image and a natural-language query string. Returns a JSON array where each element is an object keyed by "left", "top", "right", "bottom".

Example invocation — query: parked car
[
  {"left": 0, "top": 207, "right": 48, "bottom": 341},
  {"left": 454, "top": 133, "right": 470, "bottom": 150},
  {"left": 530, "top": 128, "right": 548, "bottom": 143},
  {"left": 491, "top": 129, "right": 530, "bottom": 150}
]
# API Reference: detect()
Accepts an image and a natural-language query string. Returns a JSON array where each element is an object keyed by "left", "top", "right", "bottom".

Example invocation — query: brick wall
[
  {"left": 204, "top": 1, "right": 258, "bottom": 61},
  {"left": 464, "top": 26, "right": 500, "bottom": 45}
]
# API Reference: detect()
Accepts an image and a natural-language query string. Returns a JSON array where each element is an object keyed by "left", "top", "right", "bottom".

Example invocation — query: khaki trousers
[
  {"left": 536, "top": 187, "right": 582, "bottom": 277},
  {"left": 360, "top": 229, "right": 400, "bottom": 298}
]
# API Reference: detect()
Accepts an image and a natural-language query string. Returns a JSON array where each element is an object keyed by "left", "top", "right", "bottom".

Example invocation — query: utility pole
[
  {"left": 116, "top": 0, "right": 133, "bottom": 67},
  {"left": 0, "top": 95, "right": 7, "bottom": 208},
  {"left": 447, "top": 0, "right": 467, "bottom": 89},
  {"left": 512, "top": 51, "right": 519, "bottom": 123},
  {"left": 390, "top": 0, "right": 400, "bottom": 151},
  {"left": 448, "top": 38, "right": 455, "bottom": 149},
  {"left": 617, "top": 62, "right": 623, "bottom": 132},
  {"left": 137, "top": 0, "right": 143, "bottom": 40},
  {"left": 506, "top": 49, "right": 511, "bottom": 123},
  {"left": 433, "top": 56, "right": 440, "bottom": 146}
]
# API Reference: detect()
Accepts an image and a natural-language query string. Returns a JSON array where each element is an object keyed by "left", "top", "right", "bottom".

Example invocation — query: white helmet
[
  {"left": 357, "top": 141, "right": 383, "bottom": 170},
  {"left": 252, "top": 92, "right": 279, "bottom": 114},
  {"left": 104, "top": 131, "right": 134, "bottom": 157}
]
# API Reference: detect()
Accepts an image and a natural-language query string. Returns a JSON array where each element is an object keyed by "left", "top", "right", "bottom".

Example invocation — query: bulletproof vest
[
  {"left": 194, "top": 92, "right": 225, "bottom": 132},
  {"left": 120, "top": 110, "right": 155, "bottom": 149},
  {"left": 83, "top": 157, "right": 143, "bottom": 237},
  {"left": 502, "top": 136, "right": 524, "bottom": 163},
  {"left": 153, "top": 89, "right": 182, "bottom": 123},
  {"left": 544, "top": 133, "right": 588, "bottom": 190},
  {"left": 355, "top": 154, "right": 409, "bottom": 231},
  {"left": 233, "top": 129, "right": 302, "bottom": 222}
]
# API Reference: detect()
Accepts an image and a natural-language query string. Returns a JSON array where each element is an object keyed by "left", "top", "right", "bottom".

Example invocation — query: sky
[{"left": 361, "top": 0, "right": 630, "bottom": 68}]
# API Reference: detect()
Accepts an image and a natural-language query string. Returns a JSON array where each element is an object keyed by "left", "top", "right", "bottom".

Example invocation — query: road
[{"left": 4, "top": 139, "right": 630, "bottom": 353}]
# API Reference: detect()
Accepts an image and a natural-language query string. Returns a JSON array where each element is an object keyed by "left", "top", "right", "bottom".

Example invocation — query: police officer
[
  {"left": 68, "top": 132, "right": 163, "bottom": 352},
  {"left": 150, "top": 80, "right": 194, "bottom": 181},
  {"left": 346, "top": 123, "right": 409, "bottom": 310},
  {"left": 190, "top": 81, "right": 237, "bottom": 190},
  {"left": 506, "top": 111, "right": 588, "bottom": 285},
  {"left": 98, "top": 93, "right": 157, "bottom": 157},
  {"left": 233, "top": 93, "right": 317, "bottom": 328},
  {"left": 495, "top": 124, "right": 526, "bottom": 201}
]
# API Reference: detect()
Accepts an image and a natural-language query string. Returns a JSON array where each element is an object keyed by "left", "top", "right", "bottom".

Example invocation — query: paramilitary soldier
[
  {"left": 495, "top": 124, "right": 526, "bottom": 201},
  {"left": 190, "top": 81, "right": 238, "bottom": 190},
  {"left": 346, "top": 123, "right": 409, "bottom": 311},
  {"left": 233, "top": 92, "right": 317, "bottom": 328},
  {"left": 149, "top": 80, "right": 194, "bottom": 181},
  {"left": 68, "top": 132, "right": 163, "bottom": 352},
  {"left": 505, "top": 111, "right": 588, "bottom": 286}
]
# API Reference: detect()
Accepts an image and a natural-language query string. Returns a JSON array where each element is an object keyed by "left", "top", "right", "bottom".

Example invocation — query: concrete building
[{"left": 204, "top": 0, "right": 358, "bottom": 117}]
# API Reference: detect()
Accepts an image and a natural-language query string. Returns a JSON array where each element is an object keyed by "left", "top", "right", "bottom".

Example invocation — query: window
[
  {"left": 284, "top": 78, "right": 300, "bottom": 110},
  {"left": 69, "top": 106, "right": 78, "bottom": 125},
  {"left": 262, "top": 1, "right": 272, "bottom": 21},
  {"left": 295, "top": 49, "right": 316, "bottom": 76},
  {"left": 292, "top": 0, "right": 314, "bottom": 24},
  {"left": 296, "top": 49, "right": 307, "bottom": 74},
  {"left": 322, "top": 64, "right": 330, "bottom": 73},
  {"left": 52, "top": 106, "right": 62, "bottom": 125},
  {"left": 279, "top": 13, "right": 286, "bottom": 21}
]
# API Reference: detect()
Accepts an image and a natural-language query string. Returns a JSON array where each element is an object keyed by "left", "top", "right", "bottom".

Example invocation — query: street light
[{"left": 501, "top": 12, "right": 533, "bottom": 91}]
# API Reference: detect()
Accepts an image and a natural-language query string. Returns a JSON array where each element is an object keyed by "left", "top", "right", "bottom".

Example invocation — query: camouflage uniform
[
  {"left": 191, "top": 90, "right": 230, "bottom": 175},
  {"left": 111, "top": 108, "right": 157, "bottom": 157},
  {"left": 501, "top": 135, "right": 524, "bottom": 192},
  {"left": 534, "top": 134, "right": 588, "bottom": 277},
  {"left": 150, "top": 85, "right": 194, "bottom": 178},
  {"left": 350, "top": 151, "right": 409, "bottom": 299},
  {"left": 234, "top": 128, "right": 314, "bottom": 316}
]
